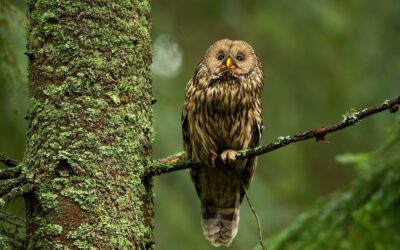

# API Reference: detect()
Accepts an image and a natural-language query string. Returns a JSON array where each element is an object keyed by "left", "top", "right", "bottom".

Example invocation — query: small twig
[
  {"left": 148, "top": 96, "right": 400, "bottom": 176},
  {"left": 0, "top": 183, "right": 33, "bottom": 208},
  {"left": 0, "top": 153, "right": 19, "bottom": 168},
  {"left": 242, "top": 183, "right": 265, "bottom": 250},
  {"left": 230, "top": 168, "right": 265, "bottom": 250}
]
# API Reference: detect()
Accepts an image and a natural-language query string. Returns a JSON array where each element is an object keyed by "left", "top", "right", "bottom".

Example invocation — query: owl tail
[{"left": 200, "top": 193, "right": 241, "bottom": 247}]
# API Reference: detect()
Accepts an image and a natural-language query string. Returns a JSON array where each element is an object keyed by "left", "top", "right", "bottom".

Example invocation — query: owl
[{"left": 182, "top": 39, "right": 263, "bottom": 247}]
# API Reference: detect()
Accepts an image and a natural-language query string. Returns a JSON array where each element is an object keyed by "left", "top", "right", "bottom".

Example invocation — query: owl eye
[
  {"left": 236, "top": 54, "right": 245, "bottom": 61},
  {"left": 217, "top": 53, "right": 225, "bottom": 60}
]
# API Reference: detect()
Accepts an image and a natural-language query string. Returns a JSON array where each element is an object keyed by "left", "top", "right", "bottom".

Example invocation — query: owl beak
[{"left": 225, "top": 57, "right": 233, "bottom": 68}]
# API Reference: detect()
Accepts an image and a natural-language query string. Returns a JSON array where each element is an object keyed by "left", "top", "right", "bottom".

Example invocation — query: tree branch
[
  {"left": 0, "top": 176, "right": 26, "bottom": 197},
  {"left": 0, "top": 166, "right": 23, "bottom": 180},
  {"left": 0, "top": 170, "right": 31, "bottom": 207},
  {"left": 147, "top": 96, "right": 400, "bottom": 177},
  {"left": 0, "top": 183, "right": 33, "bottom": 208},
  {"left": 0, "top": 153, "right": 19, "bottom": 168},
  {"left": 0, "top": 155, "right": 28, "bottom": 207}
]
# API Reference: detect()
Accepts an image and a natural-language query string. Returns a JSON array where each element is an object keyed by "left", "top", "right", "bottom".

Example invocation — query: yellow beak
[{"left": 226, "top": 57, "right": 233, "bottom": 68}]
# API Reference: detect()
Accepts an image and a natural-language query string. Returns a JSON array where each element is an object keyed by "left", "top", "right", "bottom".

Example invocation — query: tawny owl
[{"left": 182, "top": 39, "right": 263, "bottom": 247}]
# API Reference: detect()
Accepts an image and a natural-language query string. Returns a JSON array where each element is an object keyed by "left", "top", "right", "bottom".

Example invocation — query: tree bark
[{"left": 24, "top": 0, "right": 153, "bottom": 248}]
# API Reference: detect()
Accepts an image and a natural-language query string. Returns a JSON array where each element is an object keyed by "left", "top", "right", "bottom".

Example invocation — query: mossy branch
[
  {"left": 0, "top": 182, "right": 33, "bottom": 208},
  {"left": 0, "top": 153, "right": 19, "bottom": 168},
  {"left": 0, "top": 176, "right": 25, "bottom": 197},
  {"left": 0, "top": 165, "right": 31, "bottom": 207},
  {"left": 0, "top": 155, "right": 29, "bottom": 207},
  {"left": 0, "top": 166, "right": 23, "bottom": 180},
  {"left": 148, "top": 96, "right": 400, "bottom": 177}
]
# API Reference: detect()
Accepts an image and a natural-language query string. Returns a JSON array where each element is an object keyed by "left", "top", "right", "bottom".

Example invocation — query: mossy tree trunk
[{"left": 24, "top": 0, "right": 153, "bottom": 248}]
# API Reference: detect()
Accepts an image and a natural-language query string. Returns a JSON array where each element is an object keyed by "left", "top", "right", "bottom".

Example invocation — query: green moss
[
  {"left": 36, "top": 223, "right": 63, "bottom": 236},
  {"left": 54, "top": 244, "right": 72, "bottom": 250},
  {"left": 38, "top": 192, "right": 59, "bottom": 211},
  {"left": 60, "top": 178, "right": 98, "bottom": 210},
  {"left": 342, "top": 108, "right": 358, "bottom": 122},
  {"left": 107, "top": 92, "right": 121, "bottom": 105},
  {"left": 67, "top": 224, "right": 92, "bottom": 249}
]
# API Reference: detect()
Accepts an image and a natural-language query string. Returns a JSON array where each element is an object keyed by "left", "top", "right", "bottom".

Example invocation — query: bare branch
[
  {"left": 0, "top": 153, "right": 19, "bottom": 168},
  {"left": 236, "top": 96, "right": 400, "bottom": 159},
  {"left": 148, "top": 96, "right": 400, "bottom": 176}
]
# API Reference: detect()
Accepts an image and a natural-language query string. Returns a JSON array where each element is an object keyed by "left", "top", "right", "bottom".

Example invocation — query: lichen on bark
[{"left": 24, "top": 0, "right": 153, "bottom": 248}]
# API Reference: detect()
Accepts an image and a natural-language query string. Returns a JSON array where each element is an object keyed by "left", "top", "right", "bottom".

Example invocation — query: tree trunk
[{"left": 24, "top": 0, "right": 153, "bottom": 248}]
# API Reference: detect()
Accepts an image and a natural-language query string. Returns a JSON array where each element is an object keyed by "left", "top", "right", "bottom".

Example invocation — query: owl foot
[{"left": 220, "top": 149, "right": 237, "bottom": 164}]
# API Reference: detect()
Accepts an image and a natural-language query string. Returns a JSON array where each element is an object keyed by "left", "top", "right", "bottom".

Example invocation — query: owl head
[{"left": 203, "top": 39, "right": 260, "bottom": 79}]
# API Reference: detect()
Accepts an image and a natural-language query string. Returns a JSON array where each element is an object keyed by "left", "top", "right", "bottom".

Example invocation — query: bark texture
[{"left": 24, "top": 0, "right": 153, "bottom": 248}]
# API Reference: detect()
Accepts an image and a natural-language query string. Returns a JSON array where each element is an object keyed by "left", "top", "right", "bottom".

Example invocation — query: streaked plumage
[{"left": 182, "top": 39, "right": 263, "bottom": 247}]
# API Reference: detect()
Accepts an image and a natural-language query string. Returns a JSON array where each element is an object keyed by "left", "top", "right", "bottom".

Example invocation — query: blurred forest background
[{"left": 1, "top": 0, "right": 399, "bottom": 249}]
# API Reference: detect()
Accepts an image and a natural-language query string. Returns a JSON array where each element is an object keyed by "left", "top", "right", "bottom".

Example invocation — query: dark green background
[{"left": 1, "top": 0, "right": 399, "bottom": 249}]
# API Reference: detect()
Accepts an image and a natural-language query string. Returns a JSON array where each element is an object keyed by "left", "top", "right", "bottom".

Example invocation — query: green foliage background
[
  {"left": 1, "top": 0, "right": 399, "bottom": 249},
  {"left": 265, "top": 117, "right": 400, "bottom": 250}
]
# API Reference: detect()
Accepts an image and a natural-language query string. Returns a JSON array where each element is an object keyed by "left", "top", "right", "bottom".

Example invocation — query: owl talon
[{"left": 220, "top": 149, "right": 237, "bottom": 164}]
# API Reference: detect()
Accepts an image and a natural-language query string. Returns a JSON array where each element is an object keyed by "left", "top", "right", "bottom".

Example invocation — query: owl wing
[
  {"left": 181, "top": 79, "right": 193, "bottom": 161},
  {"left": 251, "top": 113, "right": 263, "bottom": 148},
  {"left": 182, "top": 80, "right": 203, "bottom": 196},
  {"left": 240, "top": 112, "right": 262, "bottom": 198}
]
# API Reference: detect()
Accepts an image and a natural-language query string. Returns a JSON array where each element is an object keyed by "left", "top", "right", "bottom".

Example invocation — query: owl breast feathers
[{"left": 182, "top": 39, "right": 263, "bottom": 247}]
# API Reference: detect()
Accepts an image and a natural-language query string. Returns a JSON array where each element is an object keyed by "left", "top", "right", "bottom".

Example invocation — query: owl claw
[{"left": 220, "top": 149, "right": 237, "bottom": 164}]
